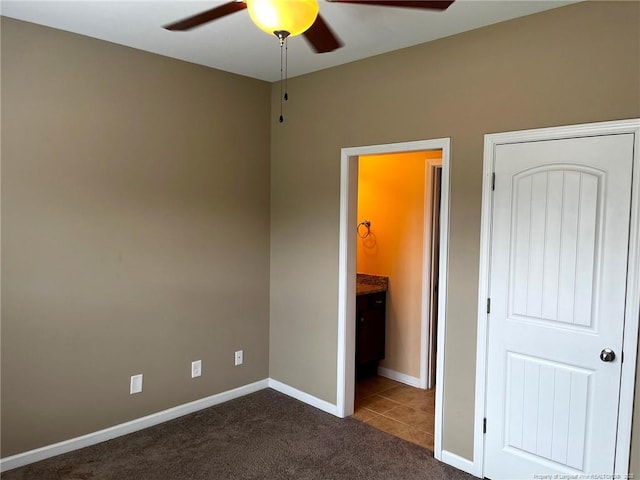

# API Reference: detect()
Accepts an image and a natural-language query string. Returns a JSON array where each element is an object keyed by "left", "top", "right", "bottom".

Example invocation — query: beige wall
[
  {"left": 1, "top": 18, "right": 271, "bottom": 457},
  {"left": 269, "top": 0, "right": 640, "bottom": 467},
  {"left": 357, "top": 152, "right": 427, "bottom": 379}
]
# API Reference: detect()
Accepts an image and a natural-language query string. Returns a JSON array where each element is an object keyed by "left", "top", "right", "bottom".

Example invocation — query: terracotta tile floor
[{"left": 352, "top": 375, "right": 435, "bottom": 451}]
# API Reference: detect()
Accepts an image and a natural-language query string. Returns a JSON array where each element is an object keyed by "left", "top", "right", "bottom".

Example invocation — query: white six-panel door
[{"left": 484, "top": 133, "right": 635, "bottom": 479}]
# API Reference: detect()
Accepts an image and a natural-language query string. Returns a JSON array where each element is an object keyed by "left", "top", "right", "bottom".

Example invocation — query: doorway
[
  {"left": 336, "top": 138, "right": 451, "bottom": 460},
  {"left": 351, "top": 151, "right": 442, "bottom": 449},
  {"left": 474, "top": 119, "right": 640, "bottom": 479},
  {"left": 355, "top": 151, "right": 442, "bottom": 388}
]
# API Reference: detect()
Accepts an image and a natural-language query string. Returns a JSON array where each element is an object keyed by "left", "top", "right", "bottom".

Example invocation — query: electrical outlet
[
  {"left": 191, "top": 360, "right": 202, "bottom": 378},
  {"left": 234, "top": 350, "right": 243, "bottom": 366},
  {"left": 130, "top": 374, "right": 143, "bottom": 394}
]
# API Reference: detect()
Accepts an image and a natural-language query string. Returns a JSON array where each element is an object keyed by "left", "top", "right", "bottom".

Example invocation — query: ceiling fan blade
[
  {"left": 327, "top": 0, "right": 454, "bottom": 10},
  {"left": 303, "top": 14, "right": 343, "bottom": 53},
  {"left": 164, "top": 1, "right": 247, "bottom": 31}
]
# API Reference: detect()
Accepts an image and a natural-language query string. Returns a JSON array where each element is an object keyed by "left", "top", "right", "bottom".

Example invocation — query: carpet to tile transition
[{"left": 1, "top": 389, "right": 475, "bottom": 480}]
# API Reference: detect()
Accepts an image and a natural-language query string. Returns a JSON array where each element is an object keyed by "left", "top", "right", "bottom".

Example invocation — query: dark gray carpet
[{"left": 2, "top": 389, "right": 475, "bottom": 480}]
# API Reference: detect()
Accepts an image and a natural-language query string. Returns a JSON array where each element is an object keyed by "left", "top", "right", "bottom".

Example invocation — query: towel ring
[{"left": 357, "top": 220, "right": 371, "bottom": 239}]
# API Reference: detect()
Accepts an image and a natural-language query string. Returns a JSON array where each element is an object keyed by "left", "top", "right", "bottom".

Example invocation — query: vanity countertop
[{"left": 356, "top": 273, "right": 389, "bottom": 296}]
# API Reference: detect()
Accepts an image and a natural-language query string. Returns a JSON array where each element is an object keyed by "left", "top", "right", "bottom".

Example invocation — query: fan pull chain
[
  {"left": 284, "top": 38, "right": 288, "bottom": 102},
  {"left": 279, "top": 36, "right": 284, "bottom": 123},
  {"left": 276, "top": 31, "right": 290, "bottom": 124}
]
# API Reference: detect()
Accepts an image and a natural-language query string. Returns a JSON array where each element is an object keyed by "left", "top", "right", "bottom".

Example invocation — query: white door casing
[
  {"left": 337, "top": 138, "right": 452, "bottom": 464},
  {"left": 475, "top": 119, "right": 640, "bottom": 479}
]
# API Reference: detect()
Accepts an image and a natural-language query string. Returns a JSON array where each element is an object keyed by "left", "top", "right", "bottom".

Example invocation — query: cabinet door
[{"left": 356, "top": 293, "right": 386, "bottom": 365}]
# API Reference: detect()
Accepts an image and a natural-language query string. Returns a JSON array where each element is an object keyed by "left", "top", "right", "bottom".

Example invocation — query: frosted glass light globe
[{"left": 246, "top": 0, "right": 319, "bottom": 37}]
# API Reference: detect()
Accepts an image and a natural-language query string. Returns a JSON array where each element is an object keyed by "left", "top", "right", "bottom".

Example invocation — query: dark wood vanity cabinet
[{"left": 355, "top": 291, "right": 386, "bottom": 367}]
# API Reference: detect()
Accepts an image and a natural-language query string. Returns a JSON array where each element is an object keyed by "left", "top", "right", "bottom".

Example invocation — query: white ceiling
[{"left": 1, "top": 0, "right": 580, "bottom": 82}]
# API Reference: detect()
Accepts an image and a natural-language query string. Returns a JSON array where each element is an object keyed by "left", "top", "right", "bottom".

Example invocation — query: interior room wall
[
  {"left": 356, "top": 151, "right": 428, "bottom": 380},
  {"left": 268, "top": 0, "right": 640, "bottom": 467},
  {"left": 1, "top": 18, "right": 271, "bottom": 457}
]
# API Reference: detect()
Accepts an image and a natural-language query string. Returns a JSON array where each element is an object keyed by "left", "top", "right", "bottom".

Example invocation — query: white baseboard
[
  {"left": 440, "top": 450, "right": 478, "bottom": 477},
  {"left": 0, "top": 379, "right": 269, "bottom": 473},
  {"left": 377, "top": 366, "right": 421, "bottom": 388},
  {"left": 268, "top": 378, "right": 339, "bottom": 416},
  {"left": 1, "top": 378, "right": 342, "bottom": 473},
  {"left": 1, "top": 377, "right": 475, "bottom": 476}
]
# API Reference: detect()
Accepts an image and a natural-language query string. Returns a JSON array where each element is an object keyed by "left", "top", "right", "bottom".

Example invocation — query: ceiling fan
[{"left": 164, "top": 0, "right": 456, "bottom": 54}]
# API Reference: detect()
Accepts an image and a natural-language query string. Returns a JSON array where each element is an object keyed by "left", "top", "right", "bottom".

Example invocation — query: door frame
[
  {"left": 336, "top": 138, "right": 451, "bottom": 460},
  {"left": 474, "top": 118, "right": 640, "bottom": 477},
  {"left": 422, "top": 158, "right": 443, "bottom": 390}
]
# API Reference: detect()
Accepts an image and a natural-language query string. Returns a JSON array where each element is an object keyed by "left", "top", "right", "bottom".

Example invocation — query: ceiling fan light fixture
[{"left": 246, "top": 0, "right": 319, "bottom": 37}]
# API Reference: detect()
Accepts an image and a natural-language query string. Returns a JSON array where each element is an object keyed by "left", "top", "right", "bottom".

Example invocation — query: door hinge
[
  {"left": 483, "top": 417, "right": 487, "bottom": 434},
  {"left": 491, "top": 172, "right": 495, "bottom": 191},
  {"left": 486, "top": 298, "right": 491, "bottom": 314}
]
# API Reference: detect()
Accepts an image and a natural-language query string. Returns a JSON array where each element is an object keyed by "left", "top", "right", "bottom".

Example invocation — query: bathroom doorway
[
  {"left": 354, "top": 151, "right": 442, "bottom": 388},
  {"left": 351, "top": 150, "right": 443, "bottom": 450},
  {"left": 336, "top": 138, "right": 451, "bottom": 459}
]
